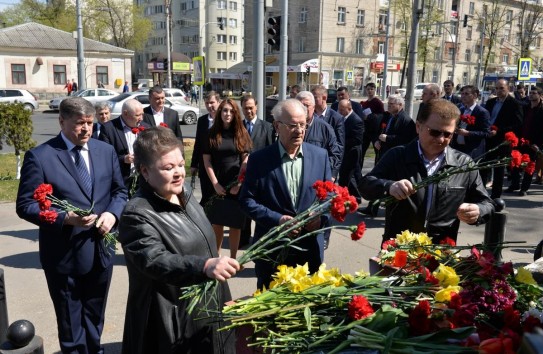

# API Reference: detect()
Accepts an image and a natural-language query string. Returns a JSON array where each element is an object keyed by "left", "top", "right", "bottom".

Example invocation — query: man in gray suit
[{"left": 239, "top": 95, "right": 275, "bottom": 246}]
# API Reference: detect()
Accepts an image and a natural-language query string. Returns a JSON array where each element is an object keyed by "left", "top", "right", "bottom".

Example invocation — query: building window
[
  {"left": 217, "top": 34, "right": 227, "bottom": 43},
  {"left": 516, "top": 32, "right": 522, "bottom": 45},
  {"left": 229, "top": 35, "right": 237, "bottom": 44},
  {"left": 299, "top": 6, "right": 307, "bottom": 23},
  {"left": 379, "top": 10, "right": 387, "bottom": 32},
  {"left": 357, "top": 10, "right": 365, "bottom": 26},
  {"left": 229, "top": 52, "right": 237, "bottom": 61},
  {"left": 355, "top": 39, "right": 364, "bottom": 54},
  {"left": 463, "top": 72, "right": 468, "bottom": 85},
  {"left": 229, "top": 18, "right": 237, "bottom": 28},
  {"left": 299, "top": 37, "right": 306, "bottom": 52},
  {"left": 447, "top": 71, "right": 453, "bottom": 80},
  {"left": 336, "top": 37, "right": 345, "bottom": 52},
  {"left": 217, "top": 51, "right": 227, "bottom": 60},
  {"left": 489, "top": 53, "right": 495, "bottom": 63},
  {"left": 467, "top": 26, "right": 472, "bottom": 40},
  {"left": 54, "top": 65, "right": 67, "bottom": 85},
  {"left": 378, "top": 41, "right": 385, "bottom": 54},
  {"left": 11, "top": 64, "right": 26, "bottom": 85},
  {"left": 96, "top": 66, "right": 108, "bottom": 85},
  {"left": 229, "top": 1, "right": 237, "bottom": 11},
  {"left": 217, "top": 17, "right": 226, "bottom": 27},
  {"left": 400, "top": 42, "right": 407, "bottom": 57},
  {"left": 181, "top": 2, "right": 186, "bottom": 11},
  {"left": 448, "top": 47, "right": 455, "bottom": 60},
  {"left": 337, "top": 7, "right": 346, "bottom": 24},
  {"left": 432, "top": 70, "right": 438, "bottom": 83},
  {"left": 434, "top": 47, "right": 442, "bottom": 60},
  {"left": 469, "top": 2, "right": 475, "bottom": 15},
  {"left": 217, "top": 0, "right": 226, "bottom": 9},
  {"left": 465, "top": 49, "right": 471, "bottom": 62},
  {"left": 506, "top": 10, "right": 513, "bottom": 23},
  {"left": 502, "top": 54, "right": 509, "bottom": 65}
]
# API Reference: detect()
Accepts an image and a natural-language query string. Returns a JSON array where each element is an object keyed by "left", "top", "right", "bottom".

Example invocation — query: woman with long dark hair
[{"left": 203, "top": 99, "right": 253, "bottom": 258}]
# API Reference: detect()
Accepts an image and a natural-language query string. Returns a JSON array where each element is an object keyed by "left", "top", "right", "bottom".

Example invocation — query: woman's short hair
[{"left": 134, "top": 126, "right": 183, "bottom": 171}]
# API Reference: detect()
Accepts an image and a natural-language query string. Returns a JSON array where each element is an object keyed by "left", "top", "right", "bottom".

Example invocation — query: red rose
[
  {"left": 504, "top": 132, "right": 519, "bottom": 147},
  {"left": 159, "top": 122, "right": 168, "bottom": 128},
  {"left": 525, "top": 161, "right": 536, "bottom": 175},
  {"left": 350, "top": 222, "right": 366, "bottom": 241},
  {"left": 39, "top": 210, "right": 58, "bottom": 224},
  {"left": 347, "top": 295, "right": 374, "bottom": 320},
  {"left": 393, "top": 250, "right": 408, "bottom": 268}
]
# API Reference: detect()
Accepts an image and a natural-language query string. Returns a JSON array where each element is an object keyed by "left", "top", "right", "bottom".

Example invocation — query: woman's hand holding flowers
[
  {"left": 212, "top": 181, "right": 226, "bottom": 196},
  {"left": 204, "top": 256, "right": 240, "bottom": 282}
]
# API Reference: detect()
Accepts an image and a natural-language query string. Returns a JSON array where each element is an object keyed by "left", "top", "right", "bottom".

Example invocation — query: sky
[{"left": 0, "top": 0, "right": 20, "bottom": 11}]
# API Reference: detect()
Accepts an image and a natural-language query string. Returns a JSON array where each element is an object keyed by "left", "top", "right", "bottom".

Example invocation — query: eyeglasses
[
  {"left": 277, "top": 121, "right": 307, "bottom": 131},
  {"left": 424, "top": 125, "right": 454, "bottom": 139}
]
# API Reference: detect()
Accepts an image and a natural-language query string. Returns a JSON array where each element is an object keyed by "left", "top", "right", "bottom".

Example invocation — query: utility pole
[
  {"left": 253, "top": 0, "right": 265, "bottom": 121},
  {"left": 475, "top": 15, "right": 486, "bottom": 90},
  {"left": 278, "top": 0, "right": 288, "bottom": 101},
  {"left": 405, "top": 0, "right": 425, "bottom": 118},
  {"left": 76, "top": 0, "right": 85, "bottom": 90},
  {"left": 165, "top": 0, "right": 172, "bottom": 88},
  {"left": 381, "top": 0, "right": 391, "bottom": 100}
]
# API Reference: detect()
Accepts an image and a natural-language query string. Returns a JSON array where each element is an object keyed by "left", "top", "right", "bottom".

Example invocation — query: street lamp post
[
  {"left": 405, "top": 0, "right": 425, "bottom": 118},
  {"left": 76, "top": 0, "right": 85, "bottom": 90},
  {"left": 165, "top": 0, "right": 172, "bottom": 88}
]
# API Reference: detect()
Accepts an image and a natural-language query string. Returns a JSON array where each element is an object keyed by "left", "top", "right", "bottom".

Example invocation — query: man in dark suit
[
  {"left": 337, "top": 99, "right": 364, "bottom": 202},
  {"left": 240, "top": 99, "right": 331, "bottom": 289},
  {"left": 442, "top": 80, "right": 461, "bottom": 104},
  {"left": 98, "top": 99, "right": 150, "bottom": 189},
  {"left": 311, "top": 85, "right": 346, "bottom": 157},
  {"left": 16, "top": 97, "right": 127, "bottom": 354},
  {"left": 331, "top": 86, "right": 365, "bottom": 119},
  {"left": 143, "top": 85, "right": 184, "bottom": 143},
  {"left": 450, "top": 85, "right": 491, "bottom": 159},
  {"left": 92, "top": 102, "right": 111, "bottom": 139},
  {"left": 190, "top": 91, "right": 221, "bottom": 206},
  {"left": 481, "top": 79, "right": 523, "bottom": 198},
  {"left": 239, "top": 95, "right": 275, "bottom": 247}
]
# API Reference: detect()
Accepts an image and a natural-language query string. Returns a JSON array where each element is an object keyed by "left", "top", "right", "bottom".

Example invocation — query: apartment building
[
  {"left": 240, "top": 0, "right": 543, "bottom": 92},
  {"left": 133, "top": 0, "right": 245, "bottom": 87}
]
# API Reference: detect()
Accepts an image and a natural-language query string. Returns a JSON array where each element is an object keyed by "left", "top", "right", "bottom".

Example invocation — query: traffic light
[
  {"left": 218, "top": 19, "right": 224, "bottom": 30},
  {"left": 306, "top": 66, "right": 310, "bottom": 75},
  {"left": 267, "top": 16, "right": 281, "bottom": 51},
  {"left": 163, "top": 58, "right": 169, "bottom": 70},
  {"left": 463, "top": 14, "right": 469, "bottom": 28}
]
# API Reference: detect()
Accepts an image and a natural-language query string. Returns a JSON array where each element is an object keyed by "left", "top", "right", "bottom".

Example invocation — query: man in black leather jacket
[{"left": 359, "top": 99, "right": 494, "bottom": 245}]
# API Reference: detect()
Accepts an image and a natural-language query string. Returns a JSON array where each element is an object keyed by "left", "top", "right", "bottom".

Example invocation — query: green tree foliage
[
  {"left": 0, "top": 103, "right": 36, "bottom": 155},
  {"left": 0, "top": 0, "right": 75, "bottom": 31}
]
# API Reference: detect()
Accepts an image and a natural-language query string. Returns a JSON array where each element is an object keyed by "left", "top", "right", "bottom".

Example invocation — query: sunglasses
[{"left": 425, "top": 126, "right": 454, "bottom": 139}]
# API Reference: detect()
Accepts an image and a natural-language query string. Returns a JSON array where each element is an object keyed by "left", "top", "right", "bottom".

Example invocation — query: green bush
[{"left": 0, "top": 102, "right": 36, "bottom": 155}]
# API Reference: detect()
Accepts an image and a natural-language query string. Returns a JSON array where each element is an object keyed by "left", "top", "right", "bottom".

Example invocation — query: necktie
[
  {"left": 73, "top": 146, "right": 92, "bottom": 196},
  {"left": 246, "top": 121, "right": 253, "bottom": 134}
]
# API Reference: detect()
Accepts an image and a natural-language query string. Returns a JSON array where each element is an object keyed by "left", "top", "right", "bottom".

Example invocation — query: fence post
[
  {"left": 0, "top": 269, "right": 8, "bottom": 345},
  {"left": 484, "top": 198, "right": 507, "bottom": 262}
]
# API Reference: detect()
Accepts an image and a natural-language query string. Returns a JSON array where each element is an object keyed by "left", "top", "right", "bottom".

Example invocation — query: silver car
[
  {"left": 107, "top": 92, "right": 199, "bottom": 125},
  {"left": 49, "top": 88, "right": 119, "bottom": 110},
  {"left": 0, "top": 89, "right": 39, "bottom": 112}
]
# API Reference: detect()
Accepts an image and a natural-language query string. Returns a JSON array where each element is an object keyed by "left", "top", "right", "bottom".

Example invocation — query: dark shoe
[
  {"left": 518, "top": 191, "right": 528, "bottom": 196},
  {"left": 239, "top": 235, "right": 252, "bottom": 248},
  {"left": 358, "top": 206, "right": 378, "bottom": 217},
  {"left": 535, "top": 177, "right": 542, "bottom": 185},
  {"left": 505, "top": 186, "right": 520, "bottom": 193}
]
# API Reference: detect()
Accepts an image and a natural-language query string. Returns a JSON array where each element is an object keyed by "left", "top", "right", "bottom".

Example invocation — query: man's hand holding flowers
[
  {"left": 389, "top": 179, "right": 416, "bottom": 200},
  {"left": 63, "top": 211, "right": 97, "bottom": 228},
  {"left": 95, "top": 212, "right": 117, "bottom": 235},
  {"left": 456, "top": 203, "right": 480, "bottom": 224}
]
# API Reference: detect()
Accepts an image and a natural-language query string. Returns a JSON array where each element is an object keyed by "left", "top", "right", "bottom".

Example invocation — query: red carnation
[
  {"left": 237, "top": 169, "right": 246, "bottom": 184},
  {"left": 131, "top": 127, "right": 139, "bottom": 134},
  {"left": 159, "top": 122, "right": 168, "bottom": 128},
  {"left": 382, "top": 239, "right": 397, "bottom": 250},
  {"left": 409, "top": 300, "right": 434, "bottom": 336},
  {"left": 393, "top": 250, "right": 408, "bottom": 268},
  {"left": 504, "top": 132, "right": 519, "bottom": 147},
  {"left": 491, "top": 125, "right": 498, "bottom": 132},
  {"left": 525, "top": 161, "right": 536, "bottom": 175},
  {"left": 350, "top": 221, "right": 366, "bottom": 241},
  {"left": 347, "top": 295, "right": 374, "bottom": 320},
  {"left": 138, "top": 126, "right": 146, "bottom": 132},
  {"left": 510, "top": 150, "right": 522, "bottom": 168},
  {"left": 521, "top": 154, "right": 531, "bottom": 164},
  {"left": 381, "top": 122, "right": 387, "bottom": 131},
  {"left": 520, "top": 138, "right": 530, "bottom": 146},
  {"left": 33, "top": 183, "right": 53, "bottom": 203},
  {"left": 39, "top": 199, "right": 52, "bottom": 211},
  {"left": 439, "top": 237, "right": 456, "bottom": 246},
  {"left": 39, "top": 210, "right": 58, "bottom": 224},
  {"left": 460, "top": 114, "right": 476, "bottom": 125}
]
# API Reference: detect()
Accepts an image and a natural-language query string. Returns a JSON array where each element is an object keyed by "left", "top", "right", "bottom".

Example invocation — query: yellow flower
[
  {"left": 415, "top": 232, "right": 432, "bottom": 246},
  {"left": 435, "top": 285, "right": 462, "bottom": 302},
  {"left": 396, "top": 230, "right": 415, "bottom": 245},
  {"left": 516, "top": 267, "right": 537, "bottom": 285},
  {"left": 434, "top": 264, "right": 460, "bottom": 287}
]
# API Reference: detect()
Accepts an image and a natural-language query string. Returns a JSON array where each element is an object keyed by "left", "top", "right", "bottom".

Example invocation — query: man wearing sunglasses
[{"left": 358, "top": 99, "right": 494, "bottom": 245}]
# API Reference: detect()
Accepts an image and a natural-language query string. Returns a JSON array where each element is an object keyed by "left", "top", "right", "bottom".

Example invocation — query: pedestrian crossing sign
[{"left": 517, "top": 58, "right": 532, "bottom": 81}]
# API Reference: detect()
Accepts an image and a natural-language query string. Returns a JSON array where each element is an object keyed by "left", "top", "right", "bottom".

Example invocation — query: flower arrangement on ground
[
  {"left": 218, "top": 230, "right": 543, "bottom": 353},
  {"left": 180, "top": 180, "right": 364, "bottom": 313},
  {"left": 33, "top": 183, "right": 118, "bottom": 254}
]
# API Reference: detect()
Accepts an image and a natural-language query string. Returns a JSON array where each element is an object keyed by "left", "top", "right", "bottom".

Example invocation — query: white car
[
  {"left": 107, "top": 92, "right": 199, "bottom": 125},
  {"left": 0, "top": 89, "right": 39, "bottom": 112},
  {"left": 49, "top": 88, "right": 119, "bottom": 110},
  {"left": 413, "top": 83, "right": 437, "bottom": 100},
  {"left": 136, "top": 88, "right": 190, "bottom": 105}
]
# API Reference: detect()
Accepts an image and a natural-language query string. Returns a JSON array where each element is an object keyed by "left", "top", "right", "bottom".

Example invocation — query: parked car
[
  {"left": 106, "top": 92, "right": 199, "bottom": 125},
  {"left": 413, "top": 83, "right": 436, "bottom": 100},
  {"left": 326, "top": 88, "right": 337, "bottom": 103},
  {"left": 163, "top": 88, "right": 190, "bottom": 104},
  {"left": 49, "top": 88, "right": 119, "bottom": 110},
  {"left": 0, "top": 89, "right": 39, "bottom": 112}
]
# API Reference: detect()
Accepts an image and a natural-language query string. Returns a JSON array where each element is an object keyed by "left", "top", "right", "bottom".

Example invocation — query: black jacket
[
  {"left": 143, "top": 106, "right": 184, "bottom": 143},
  {"left": 484, "top": 95, "right": 523, "bottom": 154},
  {"left": 376, "top": 109, "right": 417, "bottom": 159},
  {"left": 118, "top": 183, "right": 235, "bottom": 354},
  {"left": 359, "top": 140, "right": 494, "bottom": 243}
]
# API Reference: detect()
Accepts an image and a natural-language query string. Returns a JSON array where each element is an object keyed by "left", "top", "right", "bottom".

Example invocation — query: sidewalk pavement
[{"left": 1, "top": 180, "right": 542, "bottom": 353}]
